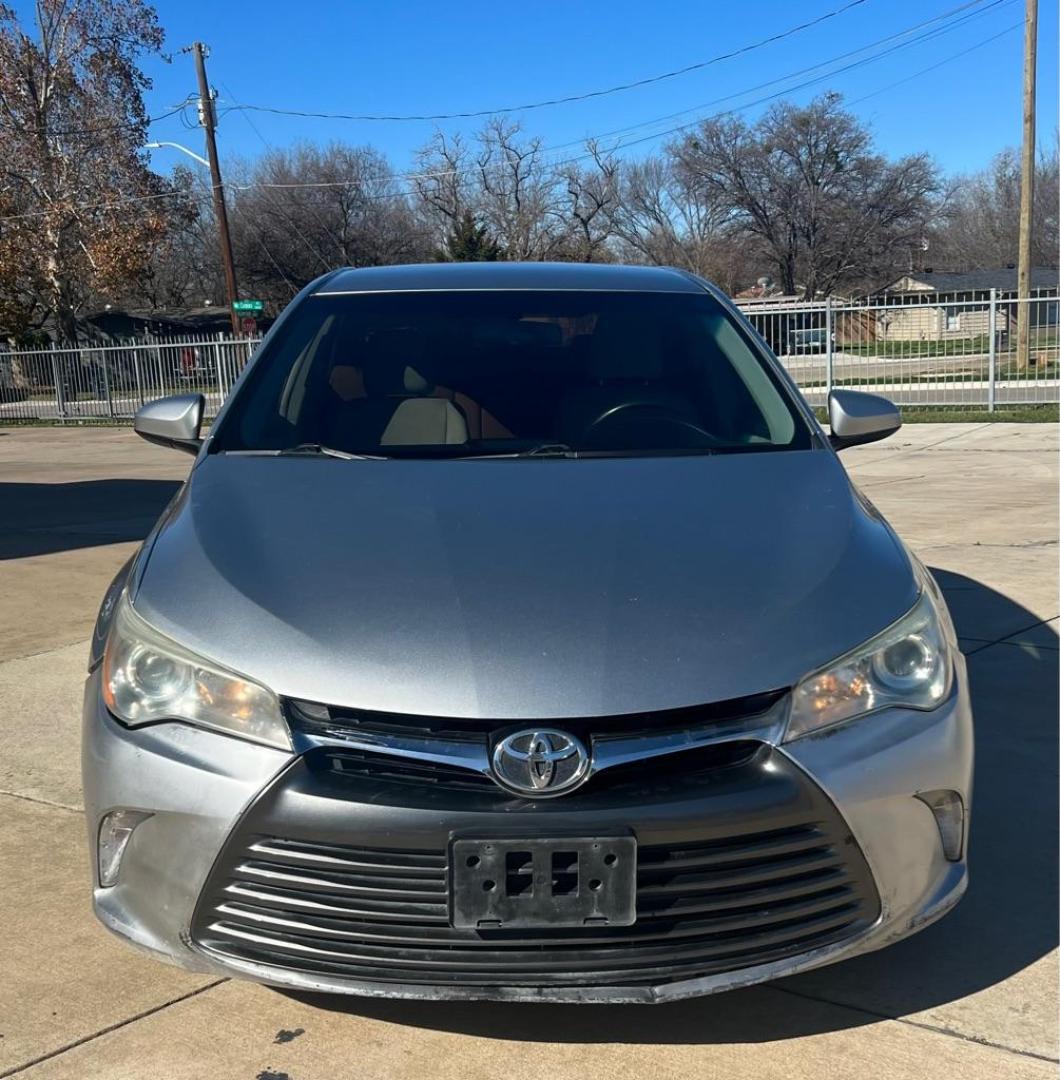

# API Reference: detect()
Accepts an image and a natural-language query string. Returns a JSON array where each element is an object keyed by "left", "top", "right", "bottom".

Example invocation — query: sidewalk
[{"left": 0, "top": 423, "right": 1055, "bottom": 1079}]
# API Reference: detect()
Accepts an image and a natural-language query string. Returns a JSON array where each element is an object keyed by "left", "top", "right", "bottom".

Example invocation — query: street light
[
  {"left": 145, "top": 134, "right": 241, "bottom": 336},
  {"left": 145, "top": 141, "right": 211, "bottom": 169}
]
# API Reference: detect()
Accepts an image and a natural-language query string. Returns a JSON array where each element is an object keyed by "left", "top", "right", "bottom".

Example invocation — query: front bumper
[{"left": 82, "top": 663, "right": 972, "bottom": 1003}]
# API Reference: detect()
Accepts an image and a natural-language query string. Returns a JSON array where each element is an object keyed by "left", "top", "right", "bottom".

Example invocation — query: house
[
  {"left": 872, "top": 266, "right": 1059, "bottom": 343},
  {"left": 8, "top": 305, "right": 274, "bottom": 347},
  {"left": 881, "top": 266, "right": 1059, "bottom": 298},
  {"left": 84, "top": 305, "right": 274, "bottom": 340}
]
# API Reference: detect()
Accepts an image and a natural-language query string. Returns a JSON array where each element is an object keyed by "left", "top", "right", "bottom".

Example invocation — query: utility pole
[
  {"left": 1016, "top": 0, "right": 1038, "bottom": 369},
  {"left": 189, "top": 42, "right": 240, "bottom": 337}
]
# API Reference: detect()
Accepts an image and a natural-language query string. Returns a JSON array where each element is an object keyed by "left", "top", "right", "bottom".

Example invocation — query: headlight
[
  {"left": 102, "top": 593, "right": 290, "bottom": 749},
  {"left": 785, "top": 572, "right": 955, "bottom": 742}
]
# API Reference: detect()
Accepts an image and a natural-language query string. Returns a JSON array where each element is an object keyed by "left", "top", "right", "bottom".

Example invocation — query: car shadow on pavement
[
  {"left": 283, "top": 570, "right": 1058, "bottom": 1044},
  {"left": 0, "top": 479, "right": 181, "bottom": 559}
]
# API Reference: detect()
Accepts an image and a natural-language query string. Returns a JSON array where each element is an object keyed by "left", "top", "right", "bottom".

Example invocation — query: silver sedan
[{"left": 82, "top": 262, "right": 972, "bottom": 1002}]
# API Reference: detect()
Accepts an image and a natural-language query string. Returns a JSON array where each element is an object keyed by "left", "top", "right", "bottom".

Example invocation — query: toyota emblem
[{"left": 491, "top": 729, "right": 590, "bottom": 797}]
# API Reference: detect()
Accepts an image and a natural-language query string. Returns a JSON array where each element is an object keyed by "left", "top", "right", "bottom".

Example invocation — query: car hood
[{"left": 134, "top": 450, "right": 916, "bottom": 719}]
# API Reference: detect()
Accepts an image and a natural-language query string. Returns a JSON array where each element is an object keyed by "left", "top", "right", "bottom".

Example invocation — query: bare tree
[
  {"left": 930, "top": 146, "right": 1059, "bottom": 271},
  {"left": 609, "top": 157, "right": 752, "bottom": 288},
  {"left": 228, "top": 143, "right": 431, "bottom": 303},
  {"left": 671, "top": 94, "right": 940, "bottom": 297},
  {"left": 414, "top": 121, "right": 580, "bottom": 260},
  {"left": 0, "top": 0, "right": 167, "bottom": 341},
  {"left": 473, "top": 120, "right": 567, "bottom": 259},
  {"left": 119, "top": 165, "right": 218, "bottom": 309},
  {"left": 558, "top": 143, "right": 619, "bottom": 262},
  {"left": 411, "top": 131, "right": 473, "bottom": 235}
]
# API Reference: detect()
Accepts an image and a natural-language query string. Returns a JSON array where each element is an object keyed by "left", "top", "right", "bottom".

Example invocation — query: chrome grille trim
[{"left": 289, "top": 697, "right": 788, "bottom": 793}]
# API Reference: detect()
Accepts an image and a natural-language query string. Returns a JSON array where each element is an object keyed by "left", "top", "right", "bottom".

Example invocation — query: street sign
[{"left": 232, "top": 299, "right": 264, "bottom": 314}]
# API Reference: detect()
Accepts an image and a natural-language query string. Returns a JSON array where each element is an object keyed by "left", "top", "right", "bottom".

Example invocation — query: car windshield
[{"left": 210, "top": 289, "right": 812, "bottom": 458}]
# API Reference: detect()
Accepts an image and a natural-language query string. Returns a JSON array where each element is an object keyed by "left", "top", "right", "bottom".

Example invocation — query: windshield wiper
[
  {"left": 225, "top": 443, "right": 385, "bottom": 460},
  {"left": 462, "top": 443, "right": 580, "bottom": 460},
  {"left": 523, "top": 443, "right": 578, "bottom": 457},
  {"left": 279, "top": 443, "right": 384, "bottom": 460}
]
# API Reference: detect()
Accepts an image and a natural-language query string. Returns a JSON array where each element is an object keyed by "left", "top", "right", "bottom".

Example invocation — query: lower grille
[{"left": 192, "top": 821, "right": 879, "bottom": 988}]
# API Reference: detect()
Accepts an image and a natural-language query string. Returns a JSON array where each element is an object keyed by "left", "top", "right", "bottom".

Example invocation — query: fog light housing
[
  {"left": 97, "top": 809, "right": 152, "bottom": 887},
  {"left": 916, "top": 789, "right": 965, "bottom": 861}
]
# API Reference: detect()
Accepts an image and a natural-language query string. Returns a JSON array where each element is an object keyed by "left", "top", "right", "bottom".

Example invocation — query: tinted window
[{"left": 211, "top": 290, "right": 812, "bottom": 457}]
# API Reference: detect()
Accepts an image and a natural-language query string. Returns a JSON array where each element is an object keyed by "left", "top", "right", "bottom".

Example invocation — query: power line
[
  {"left": 386, "top": 0, "right": 1017, "bottom": 192},
  {"left": 0, "top": 186, "right": 202, "bottom": 223},
  {"left": 212, "top": 0, "right": 1011, "bottom": 195},
  {"left": 847, "top": 22, "right": 1021, "bottom": 104},
  {"left": 0, "top": 101, "right": 193, "bottom": 137},
  {"left": 536, "top": 0, "right": 1010, "bottom": 155},
  {"left": 223, "top": 0, "right": 871, "bottom": 122},
  {"left": 198, "top": 0, "right": 1008, "bottom": 199},
  {"left": 385, "top": 13, "right": 1031, "bottom": 195},
  {"left": 563, "top": 0, "right": 1015, "bottom": 158},
  {"left": 220, "top": 81, "right": 341, "bottom": 274},
  {"left": 0, "top": 8, "right": 1019, "bottom": 223}
]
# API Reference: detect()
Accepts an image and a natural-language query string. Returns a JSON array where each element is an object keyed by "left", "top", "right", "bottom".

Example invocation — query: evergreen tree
[{"left": 437, "top": 210, "right": 502, "bottom": 262}]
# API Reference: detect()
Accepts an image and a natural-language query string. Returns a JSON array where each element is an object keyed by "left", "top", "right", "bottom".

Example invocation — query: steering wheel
[{"left": 582, "top": 402, "right": 722, "bottom": 448}]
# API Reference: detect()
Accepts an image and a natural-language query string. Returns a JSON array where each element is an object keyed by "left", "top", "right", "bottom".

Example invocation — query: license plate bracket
[{"left": 450, "top": 836, "right": 637, "bottom": 930}]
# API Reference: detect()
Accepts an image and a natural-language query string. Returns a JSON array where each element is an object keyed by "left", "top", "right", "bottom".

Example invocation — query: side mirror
[
  {"left": 827, "top": 389, "right": 901, "bottom": 451},
  {"left": 133, "top": 393, "right": 205, "bottom": 455}
]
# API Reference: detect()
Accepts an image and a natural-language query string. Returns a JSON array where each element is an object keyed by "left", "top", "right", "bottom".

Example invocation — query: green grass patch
[
  {"left": 840, "top": 336, "right": 993, "bottom": 358},
  {"left": 0, "top": 416, "right": 218, "bottom": 428},
  {"left": 800, "top": 361, "right": 1059, "bottom": 389},
  {"left": 899, "top": 405, "right": 1058, "bottom": 423},
  {"left": 813, "top": 404, "right": 1058, "bottom": 424},
  {"left": 839, "top": 334, "right": 1060, "bottom": 359}
]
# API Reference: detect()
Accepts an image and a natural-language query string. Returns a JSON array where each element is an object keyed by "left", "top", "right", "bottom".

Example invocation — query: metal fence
[
  {"left": 1, "top": 291, "right": 1057, "bottom": 423},
  {"left": 739, "top": 290, "right": 1059, "bottom": 410},
  {"left": 0, "top": 334, "right": 262, "bottom": 423}
]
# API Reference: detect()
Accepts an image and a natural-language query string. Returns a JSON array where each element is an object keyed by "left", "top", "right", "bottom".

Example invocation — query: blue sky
[{"left": 19, "top": 0, "right": 1060, "bottom": 177}]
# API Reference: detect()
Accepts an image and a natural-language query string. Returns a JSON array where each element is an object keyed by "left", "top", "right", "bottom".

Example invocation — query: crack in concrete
[
  {"left": 774, "top": 986, "right": 1060, "bottom": 1064},
  {"left": 901, "top": 424, "right": 996, "bottom": 457},
  {"left": 919, "top": 448, "right": 1059, "bottom": 453},
  {"left": 843, "top": 425, "right": 1054, "bottom": 472},
  {"left": 0, "top": 790, "right": 82, "bottom": 814},
  {"left": 915, "top": 540, "right": 1059, "bottom": 552},
  {"left": 856, "top": 475, "right": 928, "bottom": 488},
  {"left": 0, "top": 979, "right": 229, "bottom": 1079},
  {"left": 964, "top": 540, "right": 1058, "bottom": 549},
  {"left": 0, "top": 637, "right": 90, "bottom": 666}
]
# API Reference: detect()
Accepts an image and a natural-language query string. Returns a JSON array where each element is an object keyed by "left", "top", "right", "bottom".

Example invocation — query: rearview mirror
[
  {"left": 827, "top": 389, "right": 901, "bottom": 451},
  {"left": 133, "top": 393, "right": 205, "bottom": 455}
]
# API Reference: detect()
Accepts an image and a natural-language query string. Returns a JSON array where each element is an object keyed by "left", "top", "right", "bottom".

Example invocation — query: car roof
[{"left": 313, "top": 262, "right": 706, "bottom": 296}]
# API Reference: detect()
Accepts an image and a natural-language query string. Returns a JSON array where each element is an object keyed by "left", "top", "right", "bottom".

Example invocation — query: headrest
[
  {"left": 329, "top": 365, "right": 366, "bottom": 401},
  {"left": 361, "top": 329, "right": 433, "bottom": 397}
]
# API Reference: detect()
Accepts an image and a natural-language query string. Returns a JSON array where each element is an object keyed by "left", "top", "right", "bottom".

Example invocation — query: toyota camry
[{"left": 83, "top": 262, "right": 972, "bottom": 1002}]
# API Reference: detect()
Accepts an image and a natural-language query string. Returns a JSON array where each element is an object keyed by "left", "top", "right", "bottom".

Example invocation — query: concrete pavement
[{"left": 0, "top": 422, "right": 1056, "bottom": 1079}]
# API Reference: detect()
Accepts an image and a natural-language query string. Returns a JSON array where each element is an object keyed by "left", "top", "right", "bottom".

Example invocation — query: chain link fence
[{"left": 1, "top": 291, "right": 1056, "bottom": 423}]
